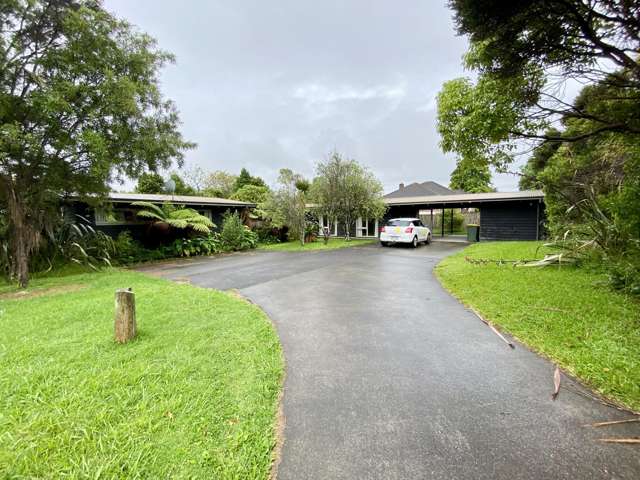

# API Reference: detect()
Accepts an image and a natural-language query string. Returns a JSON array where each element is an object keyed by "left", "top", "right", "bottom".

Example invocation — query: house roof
[
  {"left": 101, "top": 192, "right": 255, "bottom": 208},
  {"left": 384, "top": 181, "right": 455, "bottom": 199},
  {"left": 384, "top": 190, "right": 544, "bottom": 206}
]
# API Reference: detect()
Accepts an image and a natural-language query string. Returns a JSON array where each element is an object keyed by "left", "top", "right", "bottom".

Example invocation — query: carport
[{"left": 384, "top": 190, "right": 545, "bottom": 241}]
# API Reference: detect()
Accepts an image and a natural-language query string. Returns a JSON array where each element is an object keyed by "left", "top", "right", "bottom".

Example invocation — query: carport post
[
  {"left": 450, "top": 209, "right": 453, "bottom": 235},
  {"left": 430, "top": 209, "right": 434, "bottom": 230},
  {"left": 441, "top": 207, "right": 445, "bottom": 237}
]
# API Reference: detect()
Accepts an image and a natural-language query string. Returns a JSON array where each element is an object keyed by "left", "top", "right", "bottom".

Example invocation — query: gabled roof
[
  {"left": 384, "top": 181, "right": 454, "bottom": 199},
  {"left": 384, "top": 190, "right": 544, "bottom": 206},
  {"left": 97, "top": 192, "right": 255, "bottom": 208}
]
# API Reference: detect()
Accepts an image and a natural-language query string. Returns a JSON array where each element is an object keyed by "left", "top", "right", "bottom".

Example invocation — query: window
[
  {"left": 318, "top": 215, "right": 337, "bottom": 236},
  {"left": 413, "top": 219, "right": 424, "bottom": 227},
  {"left": 95, "top": 207, "right": 142, "bottom": 225},
  {"left": 357, "top": 218, "right": 378, "bottom": 237},
  {"left": 386, "top": 220, "right": 411, "bottom": 227},
  {"left": 197, "top": 209, "right": 212, "bottom": 220}
]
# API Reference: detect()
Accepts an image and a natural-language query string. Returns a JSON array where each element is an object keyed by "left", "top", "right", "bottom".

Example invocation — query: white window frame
[
  {"left": 318, "top": 215, "right": 338, "bottom": 236},
  {"left": 356, "top": 217, "right": 379, "bottom": 237}
]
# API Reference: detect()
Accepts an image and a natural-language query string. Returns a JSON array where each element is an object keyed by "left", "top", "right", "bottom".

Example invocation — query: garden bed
[{"left": 258, "top": 238, "right": 376, "bottom": 251}]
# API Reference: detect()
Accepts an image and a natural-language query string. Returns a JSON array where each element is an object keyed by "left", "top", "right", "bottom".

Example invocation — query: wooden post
[{"left": 114, "top": 288, "right": 136, "bottom": 343}]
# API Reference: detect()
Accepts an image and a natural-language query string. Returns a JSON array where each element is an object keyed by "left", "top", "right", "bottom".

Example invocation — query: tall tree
[
  {"left": 0, "top": 0, "right": 193, "bottom": 287},
  {"left": 234, "top": 167, "right": 266, "bottom": 191},
  {"left": 438, "top": 0, "right": 640, "bottom": 176},
  {"left": 311, "top": 152, "right": 386, "bottom": 241}
]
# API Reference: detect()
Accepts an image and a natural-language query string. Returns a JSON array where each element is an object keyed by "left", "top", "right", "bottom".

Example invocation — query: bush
[
  {"left": 112, "top": 231, "right": 169, "bottom": 265},
  {"left": 220, "top": 211, "right": 258, "bottom": 251},
  {"left": 172, "top": 234, "right": 222, "bottom": 257},
  {"left": 30, "top": 216, "right": 115, "bottom": 272}
]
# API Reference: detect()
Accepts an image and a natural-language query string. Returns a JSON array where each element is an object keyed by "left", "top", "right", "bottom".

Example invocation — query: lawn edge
[
  {"left": 433, "top": 258, "right": 639, "bottom": 415},
  {"left": 225, "top": 289, "right": 287, "bottom": 479}
]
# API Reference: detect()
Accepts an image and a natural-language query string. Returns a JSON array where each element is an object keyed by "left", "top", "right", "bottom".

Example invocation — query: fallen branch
[
  {"left": 587, "top": 418, "right": 640, "bottom": 428},
  {"left": 598, "top": 438, "right": 640, "bottom": 444},
  {"left": 552, "top": 366, "right": 561, "bottom": 400},
  {"left": 470, "top": 308, "right": 515, "bottom": 349}
]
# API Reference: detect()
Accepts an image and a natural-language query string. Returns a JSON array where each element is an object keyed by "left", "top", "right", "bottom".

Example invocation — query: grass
[
  {"left": 0, "top": 269, "right": 283, "bottom": 479},
  {"left": 435, "top": 241, "right": 640, "bottom": 412},
  {"left": 258, "top": 237, "right": 375, "bottom": 252}
]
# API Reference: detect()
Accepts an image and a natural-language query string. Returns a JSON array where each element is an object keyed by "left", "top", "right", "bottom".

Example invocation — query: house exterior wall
[
  {"left": 66, "top": 201, "right": 249, "bottom": 242},
  {"left": 317, "top": 215, "right": 379, "bottom": 238},
  {"left": 479, "top": 201, "right": 543, "bottom": 241}
]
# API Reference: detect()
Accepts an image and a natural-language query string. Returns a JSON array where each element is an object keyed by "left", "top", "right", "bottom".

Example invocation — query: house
[
  {"left": 317, "top": 180, "right": 546, "bottom": 241},
  {"left": 317, "top": 181, "right": 454, "bottom": 239},
  {"left": 68, "top": 192, "right": 255, "bottom": 241}
]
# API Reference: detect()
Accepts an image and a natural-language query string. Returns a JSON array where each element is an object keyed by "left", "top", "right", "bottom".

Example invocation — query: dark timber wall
[{"left": 479, "top": 201, "right": 542, "bottom": 241}]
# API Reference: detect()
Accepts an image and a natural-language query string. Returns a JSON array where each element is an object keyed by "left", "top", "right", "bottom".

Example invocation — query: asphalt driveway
[{"left": 139, "top": 243, "right": 639, "bottom": 479}]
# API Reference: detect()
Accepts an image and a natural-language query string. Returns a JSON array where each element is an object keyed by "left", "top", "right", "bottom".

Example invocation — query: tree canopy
[
  {"left": 449, "top": 158, "right": 493, "bottom": 193},
  {"left": 135, "top": 173, "right": 166, "bottom": 194},
  {"left": 234, "top": 168, "right": 266, "bottom": 191},
  {"left": 0, "top": 0, "right": 193, "bottom": 286}
]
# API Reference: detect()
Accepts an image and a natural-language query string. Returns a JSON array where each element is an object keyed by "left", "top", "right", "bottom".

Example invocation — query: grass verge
[
  {"left": 0, "top": 269, "right": 283, "bottom": 478},
  {"left": 258, "top": 238, "right": 375, "bottom": 251},
  {"left": 435, "top": 241, "right": 640, "bottom": 412}
]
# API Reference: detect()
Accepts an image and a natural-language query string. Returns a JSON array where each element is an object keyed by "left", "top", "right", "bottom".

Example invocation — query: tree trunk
[{"left": 5, "top": 183, "right": 32, "bottom": 288}]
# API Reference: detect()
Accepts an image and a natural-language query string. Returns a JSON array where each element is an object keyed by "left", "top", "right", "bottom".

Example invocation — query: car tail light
[
  {"left": 379, "top": 226, "right": 385, "bottom": 233},
  {"left": 405, "top": 227, "right": 413, "bottom": 233}
]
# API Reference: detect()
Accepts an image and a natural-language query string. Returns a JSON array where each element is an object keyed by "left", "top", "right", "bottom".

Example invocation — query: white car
[{"left": 379, "top": 218, "right": 432, "bottom": 248}]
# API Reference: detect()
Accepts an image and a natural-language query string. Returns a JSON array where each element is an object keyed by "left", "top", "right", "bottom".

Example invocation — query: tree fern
[{"left": 132, "top": 202, "right": 215, "bottom": 233}]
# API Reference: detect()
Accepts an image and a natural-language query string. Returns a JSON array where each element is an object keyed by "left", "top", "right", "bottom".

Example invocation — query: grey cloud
[{"left": 105, "top": 0, "right": 522, "bottom": 192}]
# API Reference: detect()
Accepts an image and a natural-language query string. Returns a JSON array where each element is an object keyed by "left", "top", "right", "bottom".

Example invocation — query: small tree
[
  {"left": 449, "top": 157, "right": 493, "bottom": 193},
  {"left": 312, "top": 152, "right": 386, "bottom": 241},
  {"left": 262, "top": 169, "right": 309, "bottom": 246}
]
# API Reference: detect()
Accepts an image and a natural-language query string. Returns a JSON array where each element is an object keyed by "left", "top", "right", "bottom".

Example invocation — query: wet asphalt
[{"left": 138, "top": 242, "right": 639, "bottom": 480}]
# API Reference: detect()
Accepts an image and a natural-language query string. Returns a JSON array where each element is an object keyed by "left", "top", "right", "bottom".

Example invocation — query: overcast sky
[{"left": 104, "top": 0, "right": 521, "bottom": 192}]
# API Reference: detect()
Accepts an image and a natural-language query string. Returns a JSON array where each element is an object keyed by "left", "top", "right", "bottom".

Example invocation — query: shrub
[
  {"left": 112, "top": 231, "right": 170, "bottom": 265},
  {"left": 172, "top": 234, "right": 222, "bottom": 257},
  {"left": 220, "top": 211, "right": 258, "bottom": 251},
  {"left": 32, "top": 216, "right": 115, "bottom": 272}
]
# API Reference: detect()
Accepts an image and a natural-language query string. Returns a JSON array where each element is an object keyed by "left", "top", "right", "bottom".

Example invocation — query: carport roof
[{"left": 384, "top": 190, "right": 543, "bottom": 206}]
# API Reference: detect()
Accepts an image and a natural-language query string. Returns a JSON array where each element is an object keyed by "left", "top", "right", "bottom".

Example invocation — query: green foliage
[
  {"left": 111, "top": 231, "right": 168, "bottom": 264},
  {"left": 171, "top": 234, "right": 222, "bottom": 257},
  {"left": 31, "top": 215, "right": 114, "bottom": 273},
  {"left": 449, "top": 158, "right": 493, "bottom": 192},
  {"left": 202, "top": 170, "right": 238, "bottom": 198},
  {"left": 0, "top": 269, "right": 283, "bottom": 477},
  {"left": 261, "top": 169, "right": 309, "bottom": 244},
  {"left": 219, "top": 211, "right": 258, "bottom": 251},
  {"left": 230, "top": 184, "right": 270, "bottom": 204},
  {"left": 311, "top": 152, "right": 386, "bottom": 239},
  {"left": 436, "top": 241, "right": 640, "bottom": 411},
  {"left": 132, "top": 201, "right": 214, "bottom": 233},
  {"left": 169, "top": 172, "right": 196, "bottom": 195},
  {"left": 0, "top": 0, "right": 194, "bottom": 286},
  {"left": 135, "top": 172, "right": 166, "bottom": 194},
  {"left": 519, "top": 128, "right": 562, "bottom": 190},
  {"left": 234, "top": 168, "right": 266, "bottom": 192}
]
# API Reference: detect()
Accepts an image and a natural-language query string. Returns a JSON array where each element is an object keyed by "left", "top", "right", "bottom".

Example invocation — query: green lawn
[
  {"left": 436, "top": 241, "right": 640, "bottom": 412},
  {"left": 0, "top": 269, "right": 283, "bottom": 478},
  {"left": 258, "top": 238, "right": 376, "bottom": 251}
]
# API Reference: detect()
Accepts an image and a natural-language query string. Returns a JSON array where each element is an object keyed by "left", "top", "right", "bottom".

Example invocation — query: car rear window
[{"left": 386, "top": 220, "right": 411, "bottom": 227}]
